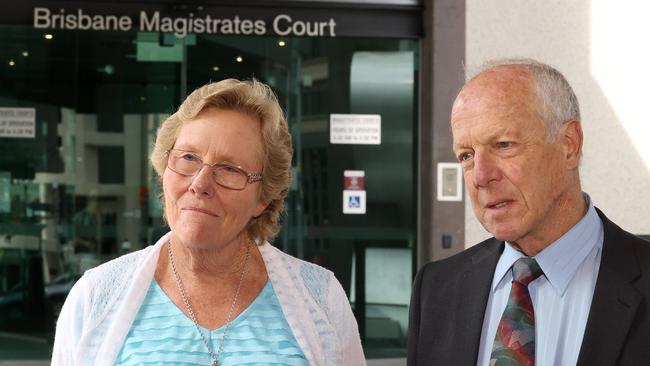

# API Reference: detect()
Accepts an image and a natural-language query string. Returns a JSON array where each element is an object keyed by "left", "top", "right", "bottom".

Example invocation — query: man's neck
[{"left": 510, "top": 191, "right": 588, "bottom": 256}]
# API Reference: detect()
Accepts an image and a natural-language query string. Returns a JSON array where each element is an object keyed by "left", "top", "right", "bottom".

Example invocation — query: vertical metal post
[
  {"left": 354, "top": 242, "right": 366, "bottom": 344},
  {"left": 180, "top": 39, "right": 188, "bottom": 101},
  {"left": 292, "top": 44, "right": 304, "bottom": 260}
]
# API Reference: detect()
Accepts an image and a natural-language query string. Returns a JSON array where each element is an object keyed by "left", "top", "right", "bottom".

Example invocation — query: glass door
[{"left": 0, "top": 25, "right": 418, "bottom": 359}]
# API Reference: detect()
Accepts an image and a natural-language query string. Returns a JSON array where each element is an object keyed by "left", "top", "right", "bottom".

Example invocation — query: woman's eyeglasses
[{"left": 165, "top": 149, "right": 262, "bottom": 190}]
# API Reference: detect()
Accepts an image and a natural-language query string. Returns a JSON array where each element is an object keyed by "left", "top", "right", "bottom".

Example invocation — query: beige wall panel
[{"left": 464, "top": 0, "right": 650, "bottom": 246}]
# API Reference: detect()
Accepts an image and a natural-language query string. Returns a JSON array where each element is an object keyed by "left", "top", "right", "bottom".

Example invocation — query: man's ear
[{"left": 561, "top": 119, "right": 583, "bottom": 170}]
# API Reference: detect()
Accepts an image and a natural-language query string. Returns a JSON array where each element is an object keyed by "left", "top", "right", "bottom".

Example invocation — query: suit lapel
[
  {"left": 454, "top": 239, "right": 503, "bottom": 365},
  {"left": 577, "top": 210, "right": 642, "bottom": 366}
]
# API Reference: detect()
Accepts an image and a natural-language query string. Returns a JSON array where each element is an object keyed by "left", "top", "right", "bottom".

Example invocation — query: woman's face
[{"left": 163, "top": 107, "right": 267, "bottom": 248}]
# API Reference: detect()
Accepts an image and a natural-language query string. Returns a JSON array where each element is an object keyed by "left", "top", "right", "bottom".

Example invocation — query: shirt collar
[{"left": 491, "top": 194, "right": 603, "bottom": 295}]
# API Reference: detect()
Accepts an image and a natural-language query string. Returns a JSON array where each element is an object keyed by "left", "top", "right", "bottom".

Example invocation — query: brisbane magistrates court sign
[
  {"left": 33, "top": 7, "right": 338, "bottom": 38},
  {"left": 0, "top": 1, "right": 419, "bottom": 39}
]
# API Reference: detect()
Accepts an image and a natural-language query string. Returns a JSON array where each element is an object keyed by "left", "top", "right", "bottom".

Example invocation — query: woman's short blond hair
[{"left": 150, "top": 79, "right": 293, "bottom": 242}]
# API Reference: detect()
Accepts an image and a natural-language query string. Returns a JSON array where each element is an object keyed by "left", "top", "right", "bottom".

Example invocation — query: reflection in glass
[{"left": 0, "top": 27, "right": 417, "bottom": 360}]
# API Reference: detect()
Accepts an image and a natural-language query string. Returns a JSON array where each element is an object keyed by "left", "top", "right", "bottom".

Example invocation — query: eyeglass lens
[{"left": 168, "top": 151, "right": 248, "bottom": 189}]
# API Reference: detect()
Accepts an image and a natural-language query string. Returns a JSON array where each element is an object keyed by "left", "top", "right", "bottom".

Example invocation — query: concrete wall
[{"left": 464, "top": 1, "right": 650, "bottom": 246}]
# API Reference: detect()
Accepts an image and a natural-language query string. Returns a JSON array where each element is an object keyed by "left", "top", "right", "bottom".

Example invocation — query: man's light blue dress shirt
[{"left": 477, "top": 196, "right": 604, "bottom": 366}]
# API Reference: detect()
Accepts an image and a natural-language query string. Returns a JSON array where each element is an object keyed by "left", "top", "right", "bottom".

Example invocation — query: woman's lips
[{"left": 182, "top": 207, "right": 219, "bottom": 216}]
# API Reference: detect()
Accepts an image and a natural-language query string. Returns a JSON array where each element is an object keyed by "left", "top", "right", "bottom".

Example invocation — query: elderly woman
[{"left": 52, "top": 79, "right": 365, "bottom": 366}]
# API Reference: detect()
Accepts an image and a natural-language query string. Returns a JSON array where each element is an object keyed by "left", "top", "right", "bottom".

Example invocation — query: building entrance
[{"left": 0, "top": 26, "right": 418, "bottom": 359}]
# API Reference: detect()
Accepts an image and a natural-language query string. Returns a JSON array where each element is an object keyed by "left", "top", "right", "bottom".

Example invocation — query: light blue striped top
[{"left": 115, "top": 279, "right": 308, "bottom": 365}]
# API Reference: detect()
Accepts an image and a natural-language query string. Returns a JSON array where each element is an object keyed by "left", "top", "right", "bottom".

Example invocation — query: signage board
[
  {"left": 343, "top": 190, "right": 366, "bottom": 214},
  {"left": 33, "top": 8, "right": 338, "bottom": 38},
  {"left": 344, "top": 170, "right": 365, "bottom": 190},
  {"left": 0, "top": 108, "right": 36, "bottom": 138},
  {"left": 343, "top": 170, "right": 366, "bottom": 214},
  {"left": 0, "top": 2, "right": 422, "bottom": 39},
  {"left": 330, "top": 114, "right": 381, "bottom": 145}
]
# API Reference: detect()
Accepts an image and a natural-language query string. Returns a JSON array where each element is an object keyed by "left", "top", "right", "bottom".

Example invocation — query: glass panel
[
  {"left": 0, "top": 27, "right": 180, "bottom": 358},
  {"left": 0, "top": 25, "right": 417, "bottom": 360}
]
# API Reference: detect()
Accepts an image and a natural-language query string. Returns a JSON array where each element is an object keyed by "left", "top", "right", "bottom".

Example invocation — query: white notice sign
[
  {"left": 0, "top": 108, "right": 36, "bottom": 138},
  {"left": 330, "top": 114, "right": 381, "bottom": 145}
]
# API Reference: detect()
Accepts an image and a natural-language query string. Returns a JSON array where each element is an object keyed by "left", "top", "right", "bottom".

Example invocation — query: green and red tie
[{"left": 490, "top": 257, "right": 544, "bottom": 366}]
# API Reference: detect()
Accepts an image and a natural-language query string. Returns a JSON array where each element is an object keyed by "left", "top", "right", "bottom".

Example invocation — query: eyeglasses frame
[{"left": 164, "top": 149, "right": 262, "bottom": 190}]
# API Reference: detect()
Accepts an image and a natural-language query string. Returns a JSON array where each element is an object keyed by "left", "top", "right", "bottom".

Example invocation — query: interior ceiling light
[
  {"left": 212, "top": 66, "right": 220, "bottom": 72},
  {"left": 44, "top": 34, "right": 54, "bottom": 40},
  {"left": 21, "top": 51, "right": 29, "bottom": 57},
  {"left": 8, "top": 60, "right": 16, "bottom": 66},
  {"left": 235, "top": 56, "right": 243, "bottom": 63},
  {"left": 97, "top": 64, "right": 115, "bottom": 75}
]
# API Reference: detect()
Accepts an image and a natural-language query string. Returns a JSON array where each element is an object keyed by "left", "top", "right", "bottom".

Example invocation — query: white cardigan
[{"left": 52, "top": 233, "right": 366, "bottom": 366}]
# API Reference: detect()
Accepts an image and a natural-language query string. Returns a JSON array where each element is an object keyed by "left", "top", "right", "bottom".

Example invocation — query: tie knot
[{"left": 512, "top": 257, "right": 543, "bottom": 286}]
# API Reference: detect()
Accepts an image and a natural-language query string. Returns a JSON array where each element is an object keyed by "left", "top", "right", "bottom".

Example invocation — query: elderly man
[{"left": 408, "top": 59, "right": 650, "bottom": 366}]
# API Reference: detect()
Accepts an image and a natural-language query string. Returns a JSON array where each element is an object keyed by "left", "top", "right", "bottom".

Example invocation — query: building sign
[
  {"left": 436, "top": 162, "right": 462, "bottom": 201},
  {"left": 33, "top": 7, "right": 337, "bottom": 38},
  {"left": 0, "top": 108, "right": 36, "bottom": 138},
  {"left": 0, "top": 1, "right": 421, "bottom": 39},
  {"left": 343, "top": 170, "right": 366, "bottom": 214},
  {"left": 330, "top": 114, "right": 381, "bottom": 145}
]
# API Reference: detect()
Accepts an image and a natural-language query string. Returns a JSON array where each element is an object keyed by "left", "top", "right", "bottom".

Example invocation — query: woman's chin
[{"left": 171, "top": 228, "right": 218, "bottom": 249}]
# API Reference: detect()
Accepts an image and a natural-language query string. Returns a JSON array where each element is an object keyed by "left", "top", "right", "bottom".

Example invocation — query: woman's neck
[{"left": 169, "top": 235, "right": 251, "bottom": 282}]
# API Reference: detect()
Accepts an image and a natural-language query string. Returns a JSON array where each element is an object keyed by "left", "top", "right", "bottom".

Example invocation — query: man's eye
[
  {"left": 459, "top": 152, "right": 473, "bottom": 162},
  {"left": 497, "top": 141, "right": 513, "bottom": 149}
]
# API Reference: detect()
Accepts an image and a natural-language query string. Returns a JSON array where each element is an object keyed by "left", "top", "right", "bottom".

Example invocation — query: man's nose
[
  {"left": 188, "top": 165, "right": 215, "bottom": 197},
  {"left": 472, "top": 152, "right": 501, "bottom": 187}
]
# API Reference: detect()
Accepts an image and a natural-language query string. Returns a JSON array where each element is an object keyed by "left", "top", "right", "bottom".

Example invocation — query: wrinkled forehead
[
  {"left": 451, "top": 66, "right": 540, "bottom": 124},
  {"left": 460, "top": 66, "right": 535, "bottom": 104}
]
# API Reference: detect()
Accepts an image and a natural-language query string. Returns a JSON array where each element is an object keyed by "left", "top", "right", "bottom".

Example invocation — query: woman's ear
[{"left": 253, "top": 199, "right": 270, "bottom": 219}]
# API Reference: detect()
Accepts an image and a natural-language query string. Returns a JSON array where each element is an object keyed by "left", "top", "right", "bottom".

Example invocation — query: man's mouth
[{"left": 486, "top": 200, "right": 512, "bottom": 209}]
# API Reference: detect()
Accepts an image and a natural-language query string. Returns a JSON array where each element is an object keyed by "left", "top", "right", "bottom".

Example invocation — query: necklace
[{"left": 168, "top": 240, "right": 251, "bottom": 366}]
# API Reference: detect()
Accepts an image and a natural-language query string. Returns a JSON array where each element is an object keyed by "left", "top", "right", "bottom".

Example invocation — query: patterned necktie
[{"left": 490, "top": 257, "right": 544, "bottom": 366}]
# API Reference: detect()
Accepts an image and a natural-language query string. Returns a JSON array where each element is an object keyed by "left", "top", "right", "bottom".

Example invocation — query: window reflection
[{"left": 0, "top": 27, "right": 417, "bottom": 360}]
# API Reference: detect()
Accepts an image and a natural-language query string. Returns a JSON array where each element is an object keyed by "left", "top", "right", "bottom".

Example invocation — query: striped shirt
[{"left": 115, "top": 279, "right": 308, "bottom": 365}]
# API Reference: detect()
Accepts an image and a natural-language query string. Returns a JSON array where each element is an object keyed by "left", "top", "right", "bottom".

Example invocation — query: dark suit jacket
[{"left": 408, "top": 209, "right": 650, "bottom": 366}]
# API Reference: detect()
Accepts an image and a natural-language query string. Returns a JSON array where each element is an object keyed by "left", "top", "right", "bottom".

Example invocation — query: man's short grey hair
[{"left": 468, "top": 58, "right": 581, "bottom": 141}]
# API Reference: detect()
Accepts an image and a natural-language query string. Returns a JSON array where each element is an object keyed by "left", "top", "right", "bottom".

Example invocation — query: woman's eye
[
  {"left": 181, "top": 154, "right": 199, "bottom": 162},
  {"left": 222, "top": 165, "right": 240, "bottom": 174}
]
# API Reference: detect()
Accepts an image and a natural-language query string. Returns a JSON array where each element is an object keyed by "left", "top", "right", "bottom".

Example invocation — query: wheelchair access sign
[{"left": 343, "top": 170, "right": 366, "bottom": 214}]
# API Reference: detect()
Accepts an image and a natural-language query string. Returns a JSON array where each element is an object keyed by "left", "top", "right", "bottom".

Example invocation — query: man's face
[{"left": 451, "top": 67, "right": 576, "bottom": 248}]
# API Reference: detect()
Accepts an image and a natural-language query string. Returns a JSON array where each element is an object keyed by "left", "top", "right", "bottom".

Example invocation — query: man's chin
[{"left": 485, "top": 225, "right": 520, "bottom": 243}]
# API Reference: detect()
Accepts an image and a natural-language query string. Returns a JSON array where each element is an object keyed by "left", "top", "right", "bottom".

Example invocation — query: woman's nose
[{"left": 188, "top": 165, "right": 215, "bottom": 197}]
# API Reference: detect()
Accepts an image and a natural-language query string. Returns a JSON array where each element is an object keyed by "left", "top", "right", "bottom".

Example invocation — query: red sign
[{"left": 344, "top": 170, "right": 365, "bottom": 190}]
